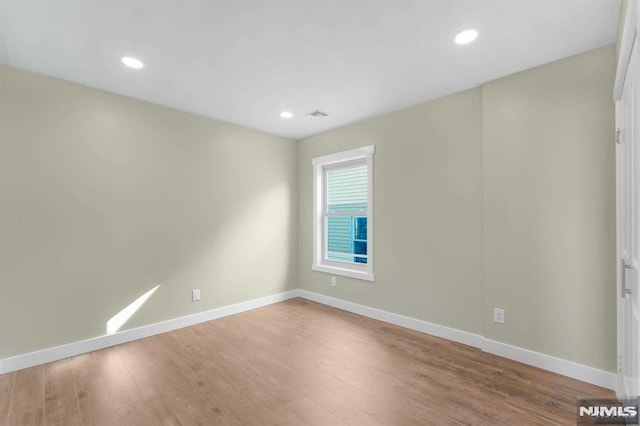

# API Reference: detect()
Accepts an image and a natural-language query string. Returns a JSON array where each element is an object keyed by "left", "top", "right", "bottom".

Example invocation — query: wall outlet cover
[{"left": 192, "top": 289, "right": 201, "bottom": 302}]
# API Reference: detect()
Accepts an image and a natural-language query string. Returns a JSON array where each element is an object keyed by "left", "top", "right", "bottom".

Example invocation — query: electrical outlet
[
  {"left": 331, "top": 276, "right": 337, "bottom": 287},
  {"left": 192, "top": 289, "right": 201, "bottom": 302},
  {"left": 493, "top": 308, "right": 505, "bottom": 324}
]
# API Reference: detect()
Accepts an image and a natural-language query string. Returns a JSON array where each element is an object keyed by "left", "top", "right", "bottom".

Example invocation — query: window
[{"left": 312, "top": 145, "right": 374, "bottom": 281}]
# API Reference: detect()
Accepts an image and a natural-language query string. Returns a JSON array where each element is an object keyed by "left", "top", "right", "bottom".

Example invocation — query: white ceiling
[{"left": 0, "top": 0, "right": 621, "bottom": 140}]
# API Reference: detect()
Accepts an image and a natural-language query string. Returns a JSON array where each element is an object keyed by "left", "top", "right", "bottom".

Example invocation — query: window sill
[{"left": 311, "top": 264, "right": 375, "bottom": 282}]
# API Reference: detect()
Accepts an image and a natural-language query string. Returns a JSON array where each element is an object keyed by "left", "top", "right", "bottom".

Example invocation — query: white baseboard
[
  {"left": 481, "top": 338, "right": 617, "bottom": 391},
  {"left": 296, "top": 289, "right": 617, "bottom": 391},
  {"left": 0, "top": 290, "right": 299, "bottom": 375},
  {"left": 0, "top": 288, "right": 617, "bottom": 391},
  {"left": 296, "top": 289, "right": 484, "bottom": 348}
]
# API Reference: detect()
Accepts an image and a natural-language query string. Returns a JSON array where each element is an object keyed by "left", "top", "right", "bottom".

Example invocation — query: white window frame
[{"left": 312, "top": 145, "right": 375, "bottom": 281}]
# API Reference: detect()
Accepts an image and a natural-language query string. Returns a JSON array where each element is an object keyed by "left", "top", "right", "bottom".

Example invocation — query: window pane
[
  {"left": 326, "top": 216, "right": 368, "bottom": 265},
  {"left": 327, "top": 216, "right": 352, "bottom": 260},
  {"left": 354, "top": 217, "right": 367, "bottom": 241},
  {"left": 353, "top": 241, "right": 367, "bottom": 264},
  {"left": 327, "top": 164, "right": 367, "bottom": 213}
]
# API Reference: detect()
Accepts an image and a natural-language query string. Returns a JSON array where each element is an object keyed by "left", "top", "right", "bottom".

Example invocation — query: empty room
[{"left": 1, "top": 0, "right": 639, "bottom": 425}]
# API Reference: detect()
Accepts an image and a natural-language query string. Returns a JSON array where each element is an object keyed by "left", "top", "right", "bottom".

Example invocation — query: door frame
[{"left": 615, "top": 0, "right": 639, "bottom": 399}]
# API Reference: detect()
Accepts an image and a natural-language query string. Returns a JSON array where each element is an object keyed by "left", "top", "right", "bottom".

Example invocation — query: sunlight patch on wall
[{"left": 106, "top": 284, "right": 160, "bottom": 334}]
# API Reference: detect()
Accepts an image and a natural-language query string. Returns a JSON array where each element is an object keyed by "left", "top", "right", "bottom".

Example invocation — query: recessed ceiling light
[
  {"left": 121, "top": 56, "right": 144, "bottom": 69},
  {"left": 454, "top": 29, "right": 478, "bottom": 45},
  {"left": 280, "top": 111, "right": 293, "bottom": 119}
]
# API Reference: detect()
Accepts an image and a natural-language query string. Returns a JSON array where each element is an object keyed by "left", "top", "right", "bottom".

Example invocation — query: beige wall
[
  {"left": 482, "top": 46, "right": 616, "bottom": 371},
  {"left": 0, "top": 65, "right": 298, "bottom": 359},
  {"left": 0, "top": 45, "right": 617, "bottom": 372},
  {"left": 298, "top": 45, "right": 616, "bottom": 371},
  {"left": 298, "top": 89, "right": 485, "bottom": 334}
]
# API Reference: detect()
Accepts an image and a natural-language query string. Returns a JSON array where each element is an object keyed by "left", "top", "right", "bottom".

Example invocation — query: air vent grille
[{"left": 307, "top": 110, "right": 329, "bottom": 118}]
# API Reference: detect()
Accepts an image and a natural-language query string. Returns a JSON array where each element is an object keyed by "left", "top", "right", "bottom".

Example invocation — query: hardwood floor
[{"left": 0, "top": 298, "right": 613, "bottom": 425}]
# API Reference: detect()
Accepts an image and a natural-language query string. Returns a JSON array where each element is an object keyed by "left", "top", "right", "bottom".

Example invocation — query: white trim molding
[
  {"left": 311, "top": 145, "right": 375, "bottom": 167},
  {"left": 614, "top": 0, "right": 638, "bottom": 99},
  {"left": 296, "top": 290, "right": 617, "bottom": 390},
  {"left": 297, "top": 289, "right": 483, "bottom": 348},
  {"left": 0, "top": 288, "right": 617, "bottom": 391},
  {"left": 312, "top": 145, "right": 375, "bottom": 282},
  {"left": 311, "top": 264, "right": 375, "bottom": 282},
  {"left": 482, "top": 339, "right": 617, "bottom": 391},
  {"left": 0, "top": 290, "right": 299, "bottom": 375}
]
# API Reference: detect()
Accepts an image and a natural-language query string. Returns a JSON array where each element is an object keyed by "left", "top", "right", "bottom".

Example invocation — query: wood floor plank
[
  {"left": 113, "top": 401, "right": 163, "bottom": 426},
  {"left": 216, "top": 307, "right": 483, "bottom": 425},
  {"left": 0, "top": 372, "right": 16, "bottom": 426},
  {"left": 6, "top": 366, "right": 45, "bottom": 426},
  {"left": 70, "top": 353, "right": 121, "bottom": 426},
  {"left": 44, "top": 360, "right": 82, "bottom": 426},
  {"left": 330, "top": 400, "right": 389, "bottom": 426},
  {"left": 90, "top": 347, "right": 143, "bottom": 413},
  {"left": 236, "top": 306, "right": 476, "bottom": 423},
  {"left": 212, "top": 302, "right": 510, "bottom": 424},
  {"left": 123, "top": 337, "right": 199, "bottom": 400},
  {"left": 2, "top": 298, "right": 615, "bottom": 425}
]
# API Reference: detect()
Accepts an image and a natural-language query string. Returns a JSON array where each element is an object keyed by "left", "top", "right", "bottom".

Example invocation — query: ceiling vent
[{"left": 307, "top": 110, "right": 329, "bottom": 118}]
